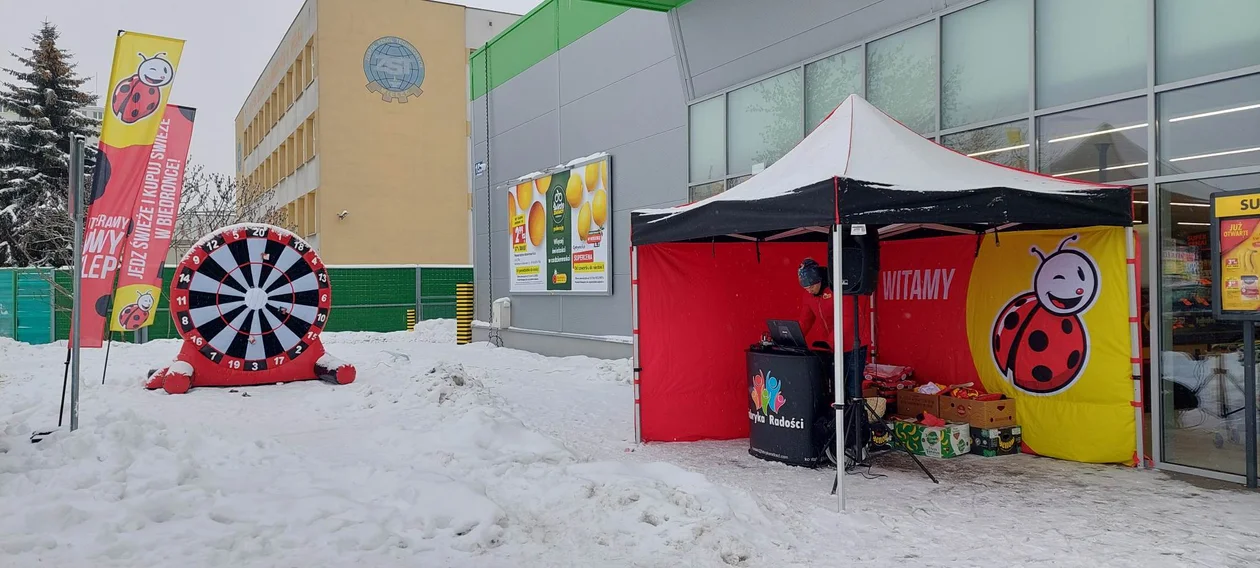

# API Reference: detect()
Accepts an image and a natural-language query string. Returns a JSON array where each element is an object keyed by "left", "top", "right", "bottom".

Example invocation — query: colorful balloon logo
[{"left": 750, "top": 370, "right": 786, "bottom": 414}]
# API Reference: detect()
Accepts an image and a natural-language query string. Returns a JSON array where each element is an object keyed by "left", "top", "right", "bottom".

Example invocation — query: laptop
[{"left": 766, "top": 319, "right": 809, "bottom": 350}]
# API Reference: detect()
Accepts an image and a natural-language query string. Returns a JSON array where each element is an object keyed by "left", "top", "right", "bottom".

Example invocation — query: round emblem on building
[{"left": 363, "top": 36, "right": 425, "bottom": 103}]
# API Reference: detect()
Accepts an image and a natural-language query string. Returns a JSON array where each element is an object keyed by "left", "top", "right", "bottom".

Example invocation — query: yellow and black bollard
[
  {"left": 455, "top": 283, "right": 474, "bottom": 345},
  {"left": 406, "top": 309, "right": 416, "bottom": 331}
]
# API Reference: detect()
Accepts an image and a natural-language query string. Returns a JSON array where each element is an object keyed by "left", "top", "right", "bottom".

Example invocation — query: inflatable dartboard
[{"left": 146, "top": 223, "right": 356, "bottom": 394}]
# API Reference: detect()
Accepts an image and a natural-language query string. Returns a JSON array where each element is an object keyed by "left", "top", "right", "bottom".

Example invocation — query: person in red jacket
[
  {"left": 797, "top": 258, "right": 871, "bottom": 352},
  {"left": 798, "top": 257, "right": 871, "bottom": 401}
]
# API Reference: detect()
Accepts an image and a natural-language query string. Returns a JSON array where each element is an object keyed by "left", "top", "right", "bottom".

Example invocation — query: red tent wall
[
  {"left": 637, "top": 242, "right": 871, "bottom": 442},
  {"left": 874, "top": 234, "right": 982, "bottom": 387}
]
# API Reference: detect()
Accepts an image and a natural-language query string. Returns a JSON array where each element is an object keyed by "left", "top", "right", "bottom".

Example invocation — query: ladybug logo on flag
[
  {"left": 110, "top": 52, "right": 174, "bottom": 124},
  {"left": 118, "top": 290, "right": 155, "bottom": 331},
  {"left": 991, "top": 234, "right": 1099, "bottom": 396}
]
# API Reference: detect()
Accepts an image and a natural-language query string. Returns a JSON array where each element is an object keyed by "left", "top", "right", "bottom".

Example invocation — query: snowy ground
[{"left": 3, "top": 321, "right": 1260, "bottom": 567}]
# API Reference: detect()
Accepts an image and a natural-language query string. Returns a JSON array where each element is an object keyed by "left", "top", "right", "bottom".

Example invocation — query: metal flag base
[{"left": 30, "top": 429, "right": 57, "bottom": 443}]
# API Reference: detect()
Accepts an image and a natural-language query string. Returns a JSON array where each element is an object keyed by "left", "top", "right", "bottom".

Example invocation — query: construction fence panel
[
  {"left": 0, "top": 268, "right": 55, "bottom": 344},
  {"left": 38, "top": 265, "right": 469, "bottom": 343},
  {"left": 419, "top": 266, "right": 474, "bottom": 320}
]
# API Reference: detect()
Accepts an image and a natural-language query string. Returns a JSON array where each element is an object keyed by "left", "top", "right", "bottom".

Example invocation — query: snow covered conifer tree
[{"left": 0, "top": 21, "right": 99, "bottom": 267}]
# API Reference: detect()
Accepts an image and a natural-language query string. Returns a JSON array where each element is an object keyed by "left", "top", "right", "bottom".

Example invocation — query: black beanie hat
[{"left": 798, "top": 258, "right": 825, "bottom": 288}]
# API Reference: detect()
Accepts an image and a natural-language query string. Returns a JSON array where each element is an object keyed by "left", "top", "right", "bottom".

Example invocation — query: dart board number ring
[{"left": 170, "top": 224, "right": 331, "bottom": 370}]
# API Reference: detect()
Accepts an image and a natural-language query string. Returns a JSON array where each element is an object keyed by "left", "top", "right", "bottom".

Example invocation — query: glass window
[
  {"left": 866, "top": 22, "right": 936, "bottom": 134},
  {"left": 688, "top": 181, "right": 725, "bottom": 203},
  {"left": 689, "top": 96, "right": 726, "bottom": 183},
  {"left": 940, "top": 0, "right": 1030, "bottom": 129},
  {"left": 1035, "top": 0, "right": 1146, "bottom": 109},
  {"left": 1037, "top": 97, "right": 1148, "bottom": 183},
  {"left": 1157, "top": 174, "right": 1260, "bottom": 476},
  {"left": 805, "top": 48, "right": 862, "bottom": 132},
  {"left": 941, "top": 120, "right": 1029, "bottom": 169},
  {"left": 1156, "top": 0, "right": 1260, "bottom": 84},
  {"left": 728, "top": 174, "right": 753, "bottom": 188},
  {"left": 1158, "top": 74, "right": 1260, "bottom": 176},
  {"left": 727, "top": 69, "right": 804, "bottom": 176}
]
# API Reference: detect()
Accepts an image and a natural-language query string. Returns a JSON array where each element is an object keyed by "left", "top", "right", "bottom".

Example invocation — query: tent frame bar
[
  {"left": 632, "top": 245, "right": 642, "bottom": 443},
  {"left": 1125, "top": 227, "right": 1145, "bottom": 467},
  {"left": 832, "top": 225, "right": 846, "bottom": 513}
]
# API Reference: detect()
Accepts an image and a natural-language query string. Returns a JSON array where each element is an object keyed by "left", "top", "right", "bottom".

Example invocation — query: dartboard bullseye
[{"left": 145, "top": 223, "right": 356, "bottom": 394}]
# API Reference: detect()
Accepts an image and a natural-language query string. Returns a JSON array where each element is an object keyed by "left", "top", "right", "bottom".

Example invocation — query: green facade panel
[{"left": 470, "top": 0, "right": 648, "bottom": 100}]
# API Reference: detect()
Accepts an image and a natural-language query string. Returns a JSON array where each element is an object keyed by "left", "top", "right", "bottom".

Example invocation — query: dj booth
[{"left": 747, "top": 320, "right": 866, "bottom": 467}]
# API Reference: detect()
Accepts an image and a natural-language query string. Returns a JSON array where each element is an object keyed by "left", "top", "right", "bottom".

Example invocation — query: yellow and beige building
[{"left": 235, "top": 0, "right": 517, "bottom": 264}]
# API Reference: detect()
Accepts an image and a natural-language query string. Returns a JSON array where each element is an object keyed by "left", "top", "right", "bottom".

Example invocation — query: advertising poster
[
  {"left": 877, "top": 227, "right": 1135, "bottom": 464},
  {"left": 1217, "top": 217, "right": 1260, "bottom": 313},
  {"left": 508, "top": 156, "right": 611, "bottom": 294},
  {"left": 78, "top": 31, "right": 185, "bottom": 347},
  {"left": 1211, "top": 190, "right": 1260, "bottom": 320}
]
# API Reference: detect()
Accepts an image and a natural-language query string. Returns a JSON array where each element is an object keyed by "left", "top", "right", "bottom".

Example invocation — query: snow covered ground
[{"left": 2, "top": 321, "right": 1260, "bottom": 567}]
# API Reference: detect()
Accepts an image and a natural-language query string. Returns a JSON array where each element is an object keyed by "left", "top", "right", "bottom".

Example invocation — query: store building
[
  {"left": 237, "top": 0, "right": 517, "bottom": 264},
  {"left": 471, "top": 0, "right": 1260, "bottom": 483}
]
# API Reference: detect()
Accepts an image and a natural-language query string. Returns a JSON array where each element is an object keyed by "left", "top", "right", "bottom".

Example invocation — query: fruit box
[
  {"left": 892, "top": 420, "right": 971, "bottom": 458},
  {"left": 939, "top": 396, "right": 1016, "bottom": 428},
  {"left": 970, "top": 425, "right": 1022, "bottom": 457},
  {"left": 895, "top": 390, "right": 941, "bottom": 418}
]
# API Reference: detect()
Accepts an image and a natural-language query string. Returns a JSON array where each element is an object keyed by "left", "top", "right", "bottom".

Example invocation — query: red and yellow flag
[
  {"left": 78, "top": 31, "right": 184, "bottom": 347},
  {"left": 108, "top": 105, "right": 196, "bottom": 332}
]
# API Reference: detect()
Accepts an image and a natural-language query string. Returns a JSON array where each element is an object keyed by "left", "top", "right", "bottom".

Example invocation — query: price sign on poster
[
  {"left": 1211, "top": 190, "right": 1260, "bottom": 320},
  {"left": 506, "top": 155, "right": 612, "bottom": 295}
]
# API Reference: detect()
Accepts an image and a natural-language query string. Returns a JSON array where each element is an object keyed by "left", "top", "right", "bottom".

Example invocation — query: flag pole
[
  {"left": 69, "top": 135, "right": 86, "bottom": 432},
  {"left": 101, "top": 331, "right": 114, "bottom": 385}
]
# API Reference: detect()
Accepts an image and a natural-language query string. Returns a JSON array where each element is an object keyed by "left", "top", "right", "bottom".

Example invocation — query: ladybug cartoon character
[
  {"left": 118, "top": 291, "right": 156, "bottom": 331},
  {"left": 110, "top": 52, "right": 174, "bottom": 124},
  {"left": 991, "top": 234, "right": 1100, "bottom": 395}
]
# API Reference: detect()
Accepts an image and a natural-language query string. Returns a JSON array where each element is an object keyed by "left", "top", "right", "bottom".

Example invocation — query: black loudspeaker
[{"left": 830, "top": 229, "right": 879, "bottom": 295}]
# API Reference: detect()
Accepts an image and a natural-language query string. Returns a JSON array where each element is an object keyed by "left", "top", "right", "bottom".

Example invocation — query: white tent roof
[
  {"left": 630, "top": 94, "right": 1130, "bottom": 245},
  {"left": 640, "top": 94, "right": 1110, "bottom": 218}
]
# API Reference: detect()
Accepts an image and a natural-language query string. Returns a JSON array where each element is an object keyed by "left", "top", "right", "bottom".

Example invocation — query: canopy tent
[
  {"left": 632, "top": 95, "right": 1131, "bottom": 245},
  {"left": 629, "top": 94, "right": 1140, "bottom": 512}
]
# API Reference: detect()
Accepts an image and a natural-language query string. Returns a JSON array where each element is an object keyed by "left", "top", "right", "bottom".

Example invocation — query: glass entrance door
[{"left": 1156, "top": 175, "right": 1260, "bottom": 481}]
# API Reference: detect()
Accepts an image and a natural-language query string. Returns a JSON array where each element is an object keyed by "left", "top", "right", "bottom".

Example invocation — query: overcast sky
[{"left": 0, "top": 0, "right": 538, "bottom": 176}]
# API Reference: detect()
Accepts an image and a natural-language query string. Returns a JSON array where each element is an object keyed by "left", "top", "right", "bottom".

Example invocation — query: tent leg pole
[
  {"left": 1125, "top": 227, "right": 1144, "bottom": 468},
  {"left": 631, "top": 246, "right": 642, "bottom": 444},
  {"left": 869, "top": 294, "right": 876, "bottom": 364},
  {"left": 832, "top": 225, "right": 845, "bottom": 513}
]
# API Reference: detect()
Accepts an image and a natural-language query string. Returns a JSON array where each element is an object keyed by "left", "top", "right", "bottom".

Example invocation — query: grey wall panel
[
  {"left": 559, "top": 58, "right": 687, "bottom": 158},
  {"left": 610, "top": 198, "right": 683, "bottom": 275},
  {"left": 472, "top": 8, "right": 687, "bottom": 340},
  {"left": 679, "top": 0, "right": 937, "bottom": 98},
  {"left": 606, "top": 128, "right": 688, "bottom": 212},
  {"left": 489, "top": 112, "right": 561, "bottom": 185},
  {"left": 486, "top": 54, "right": 560, "bottom": 139},
  {"left": 559, "top": 10, "right": 677, "bottom": 105},
  {"left": 473, "top": 229, "right": 489, "bottom": 320},
  {"left": 472, "top": 230, "right": 512, "bottom": 320},
  {"left": 609, "top": 209, "right": 631, "bottom": 278},
  {"left": 470, "top": 141, "right": 514, "bottom": 240},
  {"left": 471, "top": 96, "right": 488, "bottom": 147},
  {"left": 512, "top": 293, "right": 564, "bottom": 331},
  {"left": 558, "top": 271, "right": 631, "bottom": 336}
]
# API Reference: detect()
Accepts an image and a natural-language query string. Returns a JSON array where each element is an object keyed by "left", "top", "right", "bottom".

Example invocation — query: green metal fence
[{"left": 0, "top": 265, "right": 471, "bottom": 345}]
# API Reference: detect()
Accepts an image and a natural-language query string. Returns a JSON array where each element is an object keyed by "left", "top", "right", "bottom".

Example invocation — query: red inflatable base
[{"left": 145, "top": 341, "right": 357, "bottom": 394}]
